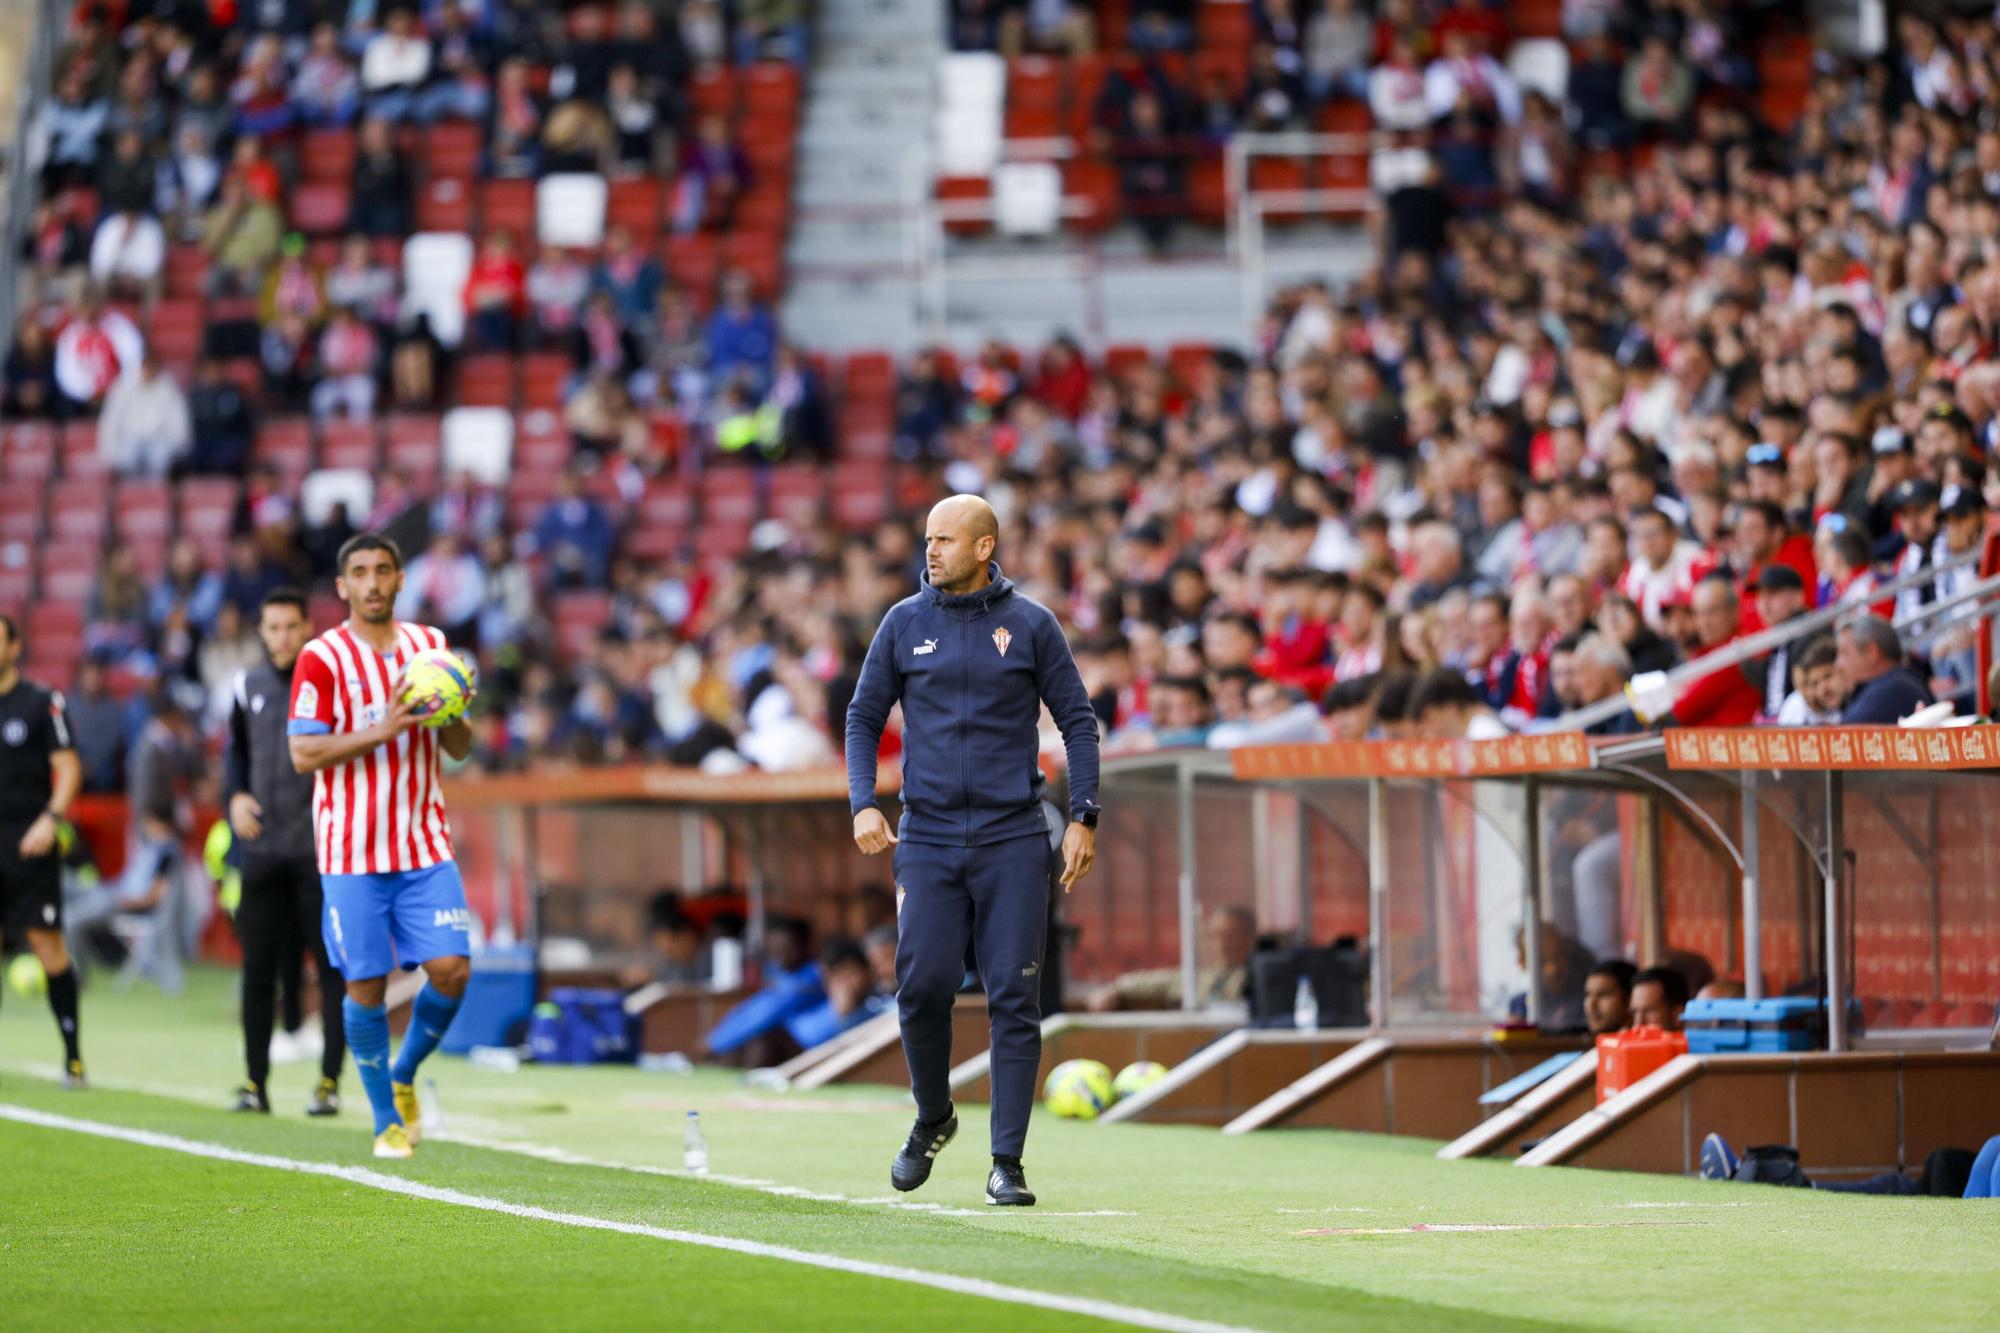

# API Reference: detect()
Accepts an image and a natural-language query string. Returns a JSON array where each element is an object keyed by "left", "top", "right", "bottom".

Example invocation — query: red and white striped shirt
[{"left": 288, "top": 621, "right": 454, "bottom": 876}]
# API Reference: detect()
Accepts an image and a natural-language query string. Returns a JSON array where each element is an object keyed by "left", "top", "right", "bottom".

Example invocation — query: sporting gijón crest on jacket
[{"left": 845, "top": 563, "right": 1100, "bottom": 847}]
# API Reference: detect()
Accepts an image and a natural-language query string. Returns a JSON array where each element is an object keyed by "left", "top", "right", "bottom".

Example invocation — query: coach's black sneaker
[
  {"left": 891, "top": 1108, "right": 958, "bottom": 1192},
  {"left": 62, "top": 1059, "right": 87, "bottom": 1090},
  {"left": 985, "top": 1157, "right": 1035, "bottom": 1207},
  {"left": 230, "top": 1083, "right": 271, "bottom": 1113},
  {"left": 307, "top": 1078, "right": 341, "bottom": 1117}
]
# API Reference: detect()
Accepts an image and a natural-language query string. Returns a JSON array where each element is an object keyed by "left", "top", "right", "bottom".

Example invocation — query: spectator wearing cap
[
  {"left": 1748, "top": 565, "right": 1810, "bottom": 721},
  {"left": 1864, "top": 427, "right": 1919, "bottom": 556},
  {"left": 1926, "top": 484, "right": 1989, "bottom": 705},
  {"left": 1888, "top": 479, "right": 1944, "bottom": 625},
  {"left": 1838, "top": 616, "right": 1931, "bottom": 724}
]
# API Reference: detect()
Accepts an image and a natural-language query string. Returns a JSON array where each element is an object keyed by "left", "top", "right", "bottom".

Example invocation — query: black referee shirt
[{"left": 0, "top": 678, "right": 74, "bottom": 823}]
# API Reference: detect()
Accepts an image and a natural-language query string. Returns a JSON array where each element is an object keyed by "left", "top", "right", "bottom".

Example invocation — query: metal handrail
[{"left": 1552, "top": 544, "right": 1989, "bottom": 732}]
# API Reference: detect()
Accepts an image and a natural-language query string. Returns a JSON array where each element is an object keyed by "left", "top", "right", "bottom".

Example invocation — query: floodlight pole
[
  {"left": 1741, "top": 770, "right": 1762, "bottom": 1001},
  {"left": 1176, "top": 759, "right": 1199, "bottom": 1012},
  {"left": 1367, "top": 777, "right": 1388, "bottom": 1032},
  {"left": 1823, "top": 771, "right": 1847, "bottom": 1052}
]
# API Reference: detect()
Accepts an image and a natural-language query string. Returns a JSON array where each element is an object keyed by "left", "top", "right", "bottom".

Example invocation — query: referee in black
[
  {"left": 846, "top": 495, "right": 1101, "bottom": 1207},
  {"left": 0, "top": 613, "right": 85, "bottom": 1086},
  {"left": 224, "top": 588, "right": 345, "bottom": 1115}
]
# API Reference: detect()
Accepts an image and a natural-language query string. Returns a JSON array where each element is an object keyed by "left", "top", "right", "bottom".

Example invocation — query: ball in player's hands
[{"left": 401, "top": 647, "right": 477, "bottom": 728}]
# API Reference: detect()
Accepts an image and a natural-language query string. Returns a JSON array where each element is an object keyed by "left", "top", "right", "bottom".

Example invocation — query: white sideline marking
[
  {"left": 0, "top": 1062, "right": 1137, "bottom": 1221},
  {"left": 0, "top": 1104, "right": 1250, "bottom": 1333}
]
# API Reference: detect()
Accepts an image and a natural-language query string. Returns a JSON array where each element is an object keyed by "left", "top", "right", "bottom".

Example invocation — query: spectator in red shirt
[
  {"left": 1034, "top": 334, "right": 1092, "bottom": 420},
  {"left": 1657, "top": 577, "right": 1762, "bottom": 728},
  {"left": 1733, "top": 499, "right": 1818, "bottom": 632},
  {"left": 463, "top": 230, "right": 527, "bottom": 352}
]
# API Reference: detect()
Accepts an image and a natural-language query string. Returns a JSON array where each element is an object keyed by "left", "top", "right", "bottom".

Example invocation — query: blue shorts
[{"left": 321, "top": 862, "right": 472, "bottom": 980}]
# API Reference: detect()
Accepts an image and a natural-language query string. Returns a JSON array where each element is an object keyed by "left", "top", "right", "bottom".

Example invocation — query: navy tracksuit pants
[{"left": 893, "top": 832, "right": 1051, "bottom": 1158}]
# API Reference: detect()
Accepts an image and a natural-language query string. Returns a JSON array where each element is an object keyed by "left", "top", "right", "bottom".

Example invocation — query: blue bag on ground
[
  {"left": 441, "top": 945, "right": 538, "bottom": 1054},
  {"left": 533, "top": 987, "right": 640, "bottom": 1065}
]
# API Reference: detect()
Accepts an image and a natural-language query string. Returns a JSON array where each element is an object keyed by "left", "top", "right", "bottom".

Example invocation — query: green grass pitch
[{"left": 2, "top": 969, "right": 1996, "bottom": 1330}]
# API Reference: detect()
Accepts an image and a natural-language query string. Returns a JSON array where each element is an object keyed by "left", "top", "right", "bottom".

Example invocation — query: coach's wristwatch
[{"left": 1075, "top": 807, "right": 1099, "bottom": 829}]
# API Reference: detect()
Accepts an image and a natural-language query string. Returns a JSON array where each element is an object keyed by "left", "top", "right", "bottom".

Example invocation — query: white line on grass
[
  {"left": 0, "top": 1104, "right": 1254, "bottom": 1333},
  {"left": 1, "top": 1061, "right": 1138, "bottom": 1222}
]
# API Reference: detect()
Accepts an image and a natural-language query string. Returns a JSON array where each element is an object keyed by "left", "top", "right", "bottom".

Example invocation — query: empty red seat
[
  {"left": 688, "top": 67, "right": 735, "bottom": 117},
  {"left": 741, "top": 62, "right": 801, "bottom": 114},
  {"left": 842, "top": 351, "right": 896, "bottom": 404},
  {"left": 1197, "top": 0, "right": 1253, "bottom": 51},
  {"left": 383, "top": 414, "right": 443, "bottom": 480},
  {"left": 606, "top": 178, "right": 663, "bottom": 237},
  {"left": 1062, "top": 158, "right": 1120, "bottom": 232},
  {"left": 521, "top": 352, "right": 571, "bottom": 410},
  {"left": 60, "top": 420, "right": 99, "bottom": 471},
  {"left": 637, "top": 479, "right": 696, "bottom": 528},
  {"left": 831, "top": 461, "right": 890, "bottom": 531},
  {"left": 455, "top": 354, "right": 515, "bottom": 408},
  {"left": 0, "top": 492, "right": 41, "bottom": 541},
  {"left": 37, "top": 547, "right": 97, "bottom": 605},
  {"left": 252, "top": 417, "right": 314, "bottom": 470},
  {"left": 164, "top": 245, "right": 208, "bottom": 299},
  {"left": 2, "top": 422, "right": 57, "bottom": 482},
  {"left": 150, "top": 299, "right": 204, "bottom": 365},
  {"left": 416, "top": 177, "right": 475, "bottom": 233},
  {"left": 300, "top": 128, "right": 358, "bottom": 182},
  {"left": 480, "top": 179, "right": 535, "bottom": 236},
  {"left": 48, "top": 481, "right": 106, "bottom": 542},
  {"left": 1102, "top": 344, "right": 1152, "bottom": 380},
  {"left": 113, "top": 481, "right": 173, "bottom": 543},
  {"left": 552, "top": 591, "right": 613, "bottom": 661},
  {"left": 514, "top": 433, "right": 570, "bottom": 477},
  {"left": 425, "top": 121, "right": 483, "bottom": 179},
  {"left": 178, "top": 478, "right": 241, "bottom": 537},
  {"left": 838, "top": 399, "right": 893, "bottom": 459},
  {"left": 1167, "top": 342, "right": 1213, "bottom": 387},
  {"left": 0, "top": 566, "right": 32, "bottom": 608},
  {"left": 700, "top": 469, "right": 759, "bottom": 526},
  {"left": 291, "top": 180, "right": 352, "bottom": 236},
  {"left": 694, "top": 522, "right": 752, "bottom": 563},
  {"left": 662, "top": 234, "right": 718, "bottom": 300},
  {"left": 317, "top": 417, "right": 379, "bottom": 471},
  {"left": 937, "top": 176, "right": 992, "bottom": 236},
  {"left": 720, "top": 231, "right": 784, "bottom": 301},
  {"left": 766, "top": 465, "right": 823, "bottom": 525}
]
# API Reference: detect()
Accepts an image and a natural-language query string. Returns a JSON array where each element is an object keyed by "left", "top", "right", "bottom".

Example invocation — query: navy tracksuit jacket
[{"left": 844, "top": 563, "right": 1100, "bottom": 1157}]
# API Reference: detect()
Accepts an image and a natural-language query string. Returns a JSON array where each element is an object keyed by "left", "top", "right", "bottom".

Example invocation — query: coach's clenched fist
[{"left": 853, "top": 807, "right": 900, "bottom": 855}]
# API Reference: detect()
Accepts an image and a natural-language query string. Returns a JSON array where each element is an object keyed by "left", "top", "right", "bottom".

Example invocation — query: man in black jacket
[
  {"left": 846, "top": 495, "right": 1101, "bottom": 1207},
  {"left": 1837, "top": 616, "right": 1931, "bottom": 724},
  {"left": 225, "top": 588, "right": 345, "bottom": 1114}
]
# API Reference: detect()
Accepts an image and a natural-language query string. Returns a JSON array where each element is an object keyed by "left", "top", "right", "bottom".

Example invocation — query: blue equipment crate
[
  {"left": 440, "top": 946, "right": 538, "bottom": 1055},
  {"left": 1683, "top": 996, "right": 1823, "bottom": 1054}
]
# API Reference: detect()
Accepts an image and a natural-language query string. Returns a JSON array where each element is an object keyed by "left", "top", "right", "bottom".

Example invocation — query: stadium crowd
[{"left": 11, "top": 0, "right": 2000, "bottom": 810}]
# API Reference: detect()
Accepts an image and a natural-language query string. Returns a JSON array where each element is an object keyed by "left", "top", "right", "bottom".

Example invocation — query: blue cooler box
[
  {"left": 1683, "top": 996, "right": 1823, "bottom": 1053},
  {"left": 440, "top": 946, "right": 538, "bottom": 1055}
]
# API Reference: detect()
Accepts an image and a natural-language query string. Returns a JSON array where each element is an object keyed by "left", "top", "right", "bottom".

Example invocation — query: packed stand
[
  {"left": 5, "top": 0, "right": 811, "bottom": 788},
  {"left": 940, "top": 0, "right": 1813, "bottom": 250}
]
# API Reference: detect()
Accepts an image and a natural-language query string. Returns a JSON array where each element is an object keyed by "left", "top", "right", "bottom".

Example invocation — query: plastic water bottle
[
  {"left": 419, "top": 1077, "right": 448, "bottom": 1134},
  {"left": 683, "top": 1111, "right": 709, "bottom": 1175},
  {"left": 1294, "top": 974, "right": 1319, "bottom": 1031},
  {"left": 468, "top": 1045, "right": 521, "bottom": 1073}
]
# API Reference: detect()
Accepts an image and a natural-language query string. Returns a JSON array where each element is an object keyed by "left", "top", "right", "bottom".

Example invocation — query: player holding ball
[{"left": 287, "top": 534, "right": 476, "bottom": 1158}]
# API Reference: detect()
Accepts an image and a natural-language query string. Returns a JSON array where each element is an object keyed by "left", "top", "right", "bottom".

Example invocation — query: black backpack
[{"left": 1734, "top": 1144, "right": 1812, "bottom": 1188}]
